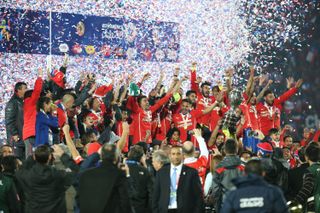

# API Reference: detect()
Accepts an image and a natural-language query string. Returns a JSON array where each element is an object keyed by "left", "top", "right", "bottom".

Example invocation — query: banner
[{"left": 0, "top": 7, "right": 180, "bottom": 62}]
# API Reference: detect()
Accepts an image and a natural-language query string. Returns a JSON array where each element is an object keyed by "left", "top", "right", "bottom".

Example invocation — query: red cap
[{"left": 257, "top": 142, "right": 273, "bottom": 156}]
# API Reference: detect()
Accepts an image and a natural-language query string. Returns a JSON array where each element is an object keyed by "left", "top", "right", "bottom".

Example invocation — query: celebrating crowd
[{"left": 1, "top": 55, "right": 320, "bottom": 213}]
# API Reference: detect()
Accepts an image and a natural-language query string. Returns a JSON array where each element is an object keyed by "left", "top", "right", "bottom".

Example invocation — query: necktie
[{"left": 170, "top": 167, "right": 178, "bottom": 206}]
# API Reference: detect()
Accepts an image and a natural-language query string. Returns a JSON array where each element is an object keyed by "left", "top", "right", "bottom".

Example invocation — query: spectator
[
  {"left": 79, "top": 143, "right": 132, "bottom": 213},
  {"left": 1, "top": 155, "right": 24, "bottom": 211},
  {"left": 23, "top": 68, "right": 43, "bottom": 158},
  {"left": 152, "top": 150, "right": 170, "bottom": 171},
  {"left": 210, "top": 139, "right": 244, "bottom": 212},
  {"left": 282, "top": 135, "right": 293, "bottom": 149},
  {"left": 220, "top": 159, "right": 289, "bottom": 213},
  {"left": 126, "top": 145, "right": 153, "bottom": 213},
  {"left": 268, "top": 128, "right": 281, "bottom": 148},
  {"left": 152, "top": 146, "right": 204, "bottom": 213},
  {"left": 182, "top": 128, "right": 209, "bottom": 186},
  {"left": 294, "top": 142, "right": 320, "bottom": 212},
  {"left": 204, "top": 154, "right": 223, "bottom": 196},
  {"left": 56, "top": 93, "right": 75, "bottom": 142},
  {"left": 167, "top": 128, "right": 182, "bottom": 146},
  {"left": 35, "top": 97, "right": 59, "bottom": 147},
  {"left": 5, "top": 82, "right": 27, "bottom": 159},
  {"left": 0, "top": 171, "right": 21, "bottom": 213},
  {"left": 240, "top": 151, "right": 252, "bottom": 165},
  {"left": 15, "top": 145, "right": 79, "bottom": 213},
  {"left": 300, "top": 128, "right": 314, "bottom": 147},
  {"left": 0, "top": 145, "right": 13, "bottom": 157},
  {"left": 287, "top": 147, "right": 309, "bottom": 200}
]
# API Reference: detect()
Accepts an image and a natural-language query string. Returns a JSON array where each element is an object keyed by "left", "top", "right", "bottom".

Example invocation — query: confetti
[{"left": 0, "top": 0, "right": 317, "bottom": 140}]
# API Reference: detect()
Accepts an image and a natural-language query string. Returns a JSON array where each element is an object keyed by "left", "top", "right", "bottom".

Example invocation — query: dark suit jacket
[
  {"left": 127, "top": 163, "right": 153, "bottom": 213},
  {"left": 152, "top": 164, "right": 204, "bottom": 213},
  {"left": 79, "top": 161, "right": 132, "bottom": 213}
]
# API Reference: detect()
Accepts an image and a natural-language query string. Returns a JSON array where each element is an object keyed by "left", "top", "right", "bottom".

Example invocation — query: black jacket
[
  {"left": 221, "top": 174, "right": 289, "bottom": 213},
  {"left": 15, "top": 155, "right": 78, "bottom": 213},
  {"left": 79, "top": 161, "right": 132, "bottom": 213},
  {"left": 127, "top": 162, "right": 153, "bottom": 213},
  {"left": 286, "top": 163, "right": 309, "bottom": 200},
  {"left": 5, "top": 94, "right": 24, "bottom": 144},
  {"left": 152, "top": 164, "right": 204, "bottom": 213}
]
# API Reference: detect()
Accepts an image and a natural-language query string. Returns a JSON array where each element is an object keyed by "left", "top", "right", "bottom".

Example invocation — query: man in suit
[
  {"left": 152, "top": 146, "right": 204, "bottom": 213},
  {"left": 79, "top": 143, "right": 132, "bottom": 213}
]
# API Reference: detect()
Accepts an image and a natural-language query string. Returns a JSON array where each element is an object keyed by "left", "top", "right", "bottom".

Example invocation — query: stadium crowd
[{"left": 0, "top": 56, "right": 320, "bottom": 213}]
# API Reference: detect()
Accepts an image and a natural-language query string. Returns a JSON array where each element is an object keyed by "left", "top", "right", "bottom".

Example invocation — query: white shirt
[
  {"left": 168, "top": 163, "right": 183, "bottom": 209},
  {"left": 204, "top": 172, "right": 213, "bottom": 196}
]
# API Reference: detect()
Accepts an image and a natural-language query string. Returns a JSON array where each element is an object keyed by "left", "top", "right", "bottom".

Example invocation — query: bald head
[
  {"left": 62, "top": 94, "right": 75, "bottom": 109},
  {"left": 182, "top": 141, "right": 194, "bottom": 157}
]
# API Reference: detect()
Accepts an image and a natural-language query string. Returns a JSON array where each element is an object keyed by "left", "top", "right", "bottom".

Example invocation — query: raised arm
[
  {"left": 245, "top": 66, "right": 255, "bottom": 96},
  {"left": 117, "top": 122, "right": 130, "bottom": 151},
  {"left": 126, "top": 96, "right": 140, "bottom": 114},
  {"left": 62, "top": 53, "right": 69, "bottom": 68},
  {"left": 150, "top": 76, "right": 187, "bottom": 113},
  {"left": 30, "top": 68, "right": 44, "bottom": 104},
  {"left": 112, "top": 80, "right": 122, "bottom": 105},
  {"left": 167, "top": 76, "right": 179, "bottom": 94},
  {"left": 256, "top": 79, "right": 273, "bottom": 102},
  {"left": 62, "top": 124, "right": 83, "bottom": 164},
  {"left": 137, "top": 73, "right": 151, "bottom": 88},
  {"left": 119, "top": 83, "right": 128, "bottom": 105},
  {"left": 225, "top": 67, "right": 233, "bottom": 94},
  {"left": 277, "top": 78, "right": 302, "bottom": 104},
  {"left": 208, "top": 120, "right": 222, "bottom": 147},
  {"left": 194, "top": 129, "right": 209, "bottom": 159},
  {"left": 190, "top": 62, "right": 200, "bottom": 93},
  {"left": 154, "top": 72, "right": 164, "bottom": 94}
]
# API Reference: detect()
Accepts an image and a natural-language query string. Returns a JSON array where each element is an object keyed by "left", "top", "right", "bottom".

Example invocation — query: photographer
[{"left": 15, "top": 145, "right": 79, "bottom": 213}]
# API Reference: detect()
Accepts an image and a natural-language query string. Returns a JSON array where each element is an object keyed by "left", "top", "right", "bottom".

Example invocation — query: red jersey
[
  {"left": 184, "top": 136, "right": 209, "bottom": 186},
  {"left": 155, "top": 109, "right": 172, "bottom": 141},
  {"left": 172, "top": 109, "right": 203, "bottom": 143},
  {"left": 257, "top": 87, "right": 297, "bottom": 135},
  {"left": 248, "top": 104, "right": 260, "bottom": 131},
  {"left": 239, "top": 101, "right": 251, "bottom": 129},
  {"left": 184, "top": 156, "right": 208, "bottom": 186},
  {"left": 190, "top": 68, "right": 215, "bottom": 127},
  {"left": 126, "top": 93, "right": 172, "bottom": 144},
  {"left": 116, "top": 121, "right": 129, "bottom": 153},
  {"left": 209, "top": 106, "right": 228, "bottom": 131}
]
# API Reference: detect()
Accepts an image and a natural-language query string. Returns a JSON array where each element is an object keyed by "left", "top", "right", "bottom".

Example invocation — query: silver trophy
[{"left": 222, "top": 89, "right": 242, "bottom": 134}]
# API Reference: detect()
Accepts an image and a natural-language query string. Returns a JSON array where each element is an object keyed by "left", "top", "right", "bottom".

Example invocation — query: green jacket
[
  {"left": 308, "top": 162, "right": 320, "bottom": 213},
  {"left": 0, "top": 173, "right": 20, "bottom": 213}
]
